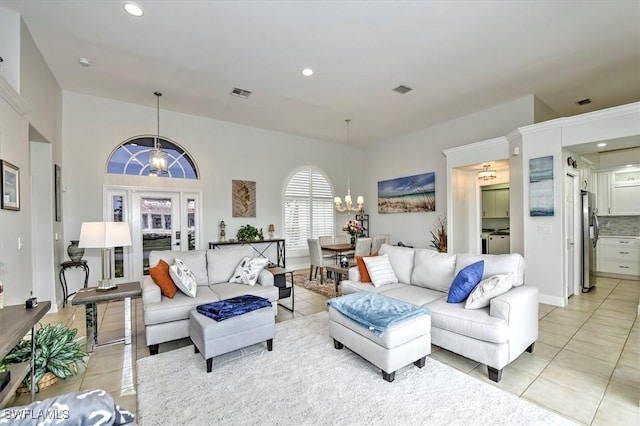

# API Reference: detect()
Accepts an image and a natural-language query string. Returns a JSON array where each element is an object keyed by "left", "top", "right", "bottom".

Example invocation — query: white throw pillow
[
  {"left": 363, "top": 254, "right": 399, "bottom": 288},
  {"left": 465, "top": 273, "right": 514, "bottom": 309},
  {"left": 169, "top": 258, "right": 198, "bottom": 297},
  {"left": 229, "top": 256, "right": 269, "bottom": 286}
]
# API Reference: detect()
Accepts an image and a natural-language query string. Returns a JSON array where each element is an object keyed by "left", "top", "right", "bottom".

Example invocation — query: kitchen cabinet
[
  {"left": 482, "top": 188, "right": 509, "bottom": 218},
  {"left": 597, "top": 237, "right": 639, "bottom": 278},
  {"left": 596, "top": 169, "right": 640, "bottom": 216},
  {"left": 611, "top": 170, "right": 640, "bottom": 215},
  {"left": 595, "top": 171, "right": 611, "bottom": 215}
]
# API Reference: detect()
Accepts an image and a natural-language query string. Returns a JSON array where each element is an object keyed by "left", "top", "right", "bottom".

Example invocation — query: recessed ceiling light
[
  {"left": 597, "top": 143, "right": 607, "bottom": 147},
  {"left": 124, "top": 2, "right": 144, "bottom": 17},
  {"left": 78, "top": 57, "right": 91, "bottom": 67},
  {"left": 301, "top": 68, "right": 313, "bottom": 77}
]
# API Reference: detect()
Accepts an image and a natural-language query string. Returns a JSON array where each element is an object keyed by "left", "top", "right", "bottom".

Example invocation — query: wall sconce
[{"left": 567, "top": 156, "right": 577, "bottom": 169}]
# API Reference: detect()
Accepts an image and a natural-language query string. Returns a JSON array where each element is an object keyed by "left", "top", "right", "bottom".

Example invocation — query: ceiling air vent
[
  {"left": 576, "top": 98, "right": 591, "bottom": 106},
  {"left": 230, "top": 87, "right": 252, "bottom": 99},
  {"left": 393, "top": 85, "right": 413, "bottom": 94}
]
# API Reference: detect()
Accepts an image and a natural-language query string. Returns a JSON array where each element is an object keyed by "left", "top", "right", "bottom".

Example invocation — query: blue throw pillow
[{"left": 447, "top": 261, "right": 484, "bottom": 303}]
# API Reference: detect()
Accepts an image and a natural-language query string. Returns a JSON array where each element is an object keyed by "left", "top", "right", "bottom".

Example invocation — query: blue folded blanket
[
  {"left": 326, "top": 292, "right": 430, "bottom": 336},
  {"left": 197, "top": 294, "right": 272, "bottom": 322}
]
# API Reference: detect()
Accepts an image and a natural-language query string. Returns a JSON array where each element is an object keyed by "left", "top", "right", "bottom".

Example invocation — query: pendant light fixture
[
  {"left": 478, "top": 164, "right": 497, "bottom": 180},
  {"left": 334, "top": 119, "right": 364, "bottom": 214},
  {"left": 149, "top": 91, "right": 168, "bottom": 175}
]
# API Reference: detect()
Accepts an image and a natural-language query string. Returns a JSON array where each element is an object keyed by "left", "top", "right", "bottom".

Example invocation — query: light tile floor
[{"left": 8, "top": 276, "right": 639, "bottom": 425}]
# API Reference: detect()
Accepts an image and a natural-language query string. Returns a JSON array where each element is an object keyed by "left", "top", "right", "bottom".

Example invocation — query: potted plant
[
  {"left": 429, "top": 215, "right": 447, "bottom": 253},
  {"left": 2, "top": 323, "right": 87, "bottom": 392},
  {"left": 237, "top": 224, "right": 259, "bottom": 241}
]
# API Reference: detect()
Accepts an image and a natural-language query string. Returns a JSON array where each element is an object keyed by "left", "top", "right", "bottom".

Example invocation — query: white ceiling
[{"left": 2, "top": 1, "right": 639, "bottom": 146}]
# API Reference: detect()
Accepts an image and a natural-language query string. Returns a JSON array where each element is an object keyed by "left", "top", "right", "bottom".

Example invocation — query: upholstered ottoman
[
  {"left": 327, "top": 293, "right": 431, "bottom": 382},
  {"left": 189, "top": 305, "right": 275, "bottom": 372}
]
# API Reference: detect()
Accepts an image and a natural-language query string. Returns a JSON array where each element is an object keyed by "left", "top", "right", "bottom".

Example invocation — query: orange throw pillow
[
  {"left": 355, "top": 252, "right": 379, "bottom": 283},
  {"left": 149, "top": 259, "right": 178, "bottom": 298}
]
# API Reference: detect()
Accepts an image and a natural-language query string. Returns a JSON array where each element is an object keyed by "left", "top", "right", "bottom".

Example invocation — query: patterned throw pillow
[
  {"left": 149, "top": 259, "right": 178, "bottom": 298},
  {"left": 229, "top": 257, "right": 270, "bottom": 286},
  {"left": 362, "top": 254, "right": 398, "bottom": 288},
  {"left": 465, "top": 273, "right": 514, "bottom": 309},
  {"left": 169, "top": 258, "right": 198, "bottom": 297},
  {"left": 447, "top": 260, "right": 484, "bottom": 303}
]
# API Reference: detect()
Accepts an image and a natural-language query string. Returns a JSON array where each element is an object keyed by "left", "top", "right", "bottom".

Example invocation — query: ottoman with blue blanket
[
  {"left": 327, "top": 292, "right": 431, "bottom": 382},
  {"left": 189, "top": 295, "right": 275, "bottom": 372}
]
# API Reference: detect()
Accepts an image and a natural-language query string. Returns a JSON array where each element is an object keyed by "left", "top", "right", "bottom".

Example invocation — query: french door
[{"left": 104, "top": 187, "right": 201, "bottom": 281}]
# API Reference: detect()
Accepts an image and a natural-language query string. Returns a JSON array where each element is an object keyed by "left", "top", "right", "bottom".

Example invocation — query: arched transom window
[
  {"left": 284, "top": 166, "right": 335, "bottom": 253},
  {"left": 107, "top": 136, "right": 199, "bottom": 179}
]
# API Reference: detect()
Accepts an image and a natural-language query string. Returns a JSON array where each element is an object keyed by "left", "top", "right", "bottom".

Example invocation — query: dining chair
[
  {"left": 354, "top": 237, "right": 372, "bottom": 257},
  {"left": 334, "top": 234, "right": 349, "bottom": 245},
  {"left": 307, "top": 238, "right": 326, "bottom": 284},
  {"left": 319, "top": 235, "right": 335, "bottom": 260},
  {"left": 371, "top": 234, "right": 391, "bottom": 253}
]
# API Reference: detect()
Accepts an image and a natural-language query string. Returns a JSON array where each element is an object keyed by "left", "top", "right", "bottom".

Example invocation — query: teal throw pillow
[{"left": 447, "top": 260, "right": 484, "bottom": 303}]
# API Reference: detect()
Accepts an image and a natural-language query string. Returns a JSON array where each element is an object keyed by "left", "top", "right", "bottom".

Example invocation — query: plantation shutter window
[{"left": 284, "top": 167, "right": 335, "bottom": 255}]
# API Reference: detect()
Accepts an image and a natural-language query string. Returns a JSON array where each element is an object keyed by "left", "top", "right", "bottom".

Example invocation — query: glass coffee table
[{"left": 71, "top": 281, "right": 141, "bottom": 353}]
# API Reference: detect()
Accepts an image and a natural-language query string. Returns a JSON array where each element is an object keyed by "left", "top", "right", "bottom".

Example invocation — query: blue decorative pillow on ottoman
[{"left": 447, "top": 260, "right": 484, "bottom": 303}]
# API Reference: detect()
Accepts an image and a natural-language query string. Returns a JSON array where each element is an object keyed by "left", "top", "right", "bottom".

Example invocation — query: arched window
[
  {"left": 107, "top": 136, "right": 199, "bottom": 179},
  {"left": 284, "top": 167, "right": 335, "bottom": 253}
]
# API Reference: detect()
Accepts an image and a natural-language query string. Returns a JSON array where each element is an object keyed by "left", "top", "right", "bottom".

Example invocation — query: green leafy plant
[
  {"left": 237, "top": 224, "right": 259, "bottom": 241},
  {"left": 2, "top": 323, "right": 87, "bottom": 392}
]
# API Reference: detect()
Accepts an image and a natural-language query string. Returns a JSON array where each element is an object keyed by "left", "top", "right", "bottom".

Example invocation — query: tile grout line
[{"left": 518, "top": 281, "right": 619, "bottom": 425}]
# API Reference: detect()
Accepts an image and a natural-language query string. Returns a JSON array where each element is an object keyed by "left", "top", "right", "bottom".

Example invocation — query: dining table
[{"left": 320, "top": 243, "right": 355, "bottom": 265}]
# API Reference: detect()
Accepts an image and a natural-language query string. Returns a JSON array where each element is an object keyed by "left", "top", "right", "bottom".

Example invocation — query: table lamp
[
  {"left": 79, "top": 222, "right": 132, "bottom": 291},
  {"left": 268, "top": 224, "right": 275, "bottom": 239}
]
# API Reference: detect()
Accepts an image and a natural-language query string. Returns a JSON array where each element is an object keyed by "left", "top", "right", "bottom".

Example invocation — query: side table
[
  {"left": 71, "top": 282, "right": 141, "bottom": 353},
  {"left": 266, "top": 267, "right": 295, "bottom": 312},
  {"left": 59, "top": 260, "right": 89, "bottom": 307}
]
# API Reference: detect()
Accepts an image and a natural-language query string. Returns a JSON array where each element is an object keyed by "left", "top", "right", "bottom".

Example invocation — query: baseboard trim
[{"left": 538, "top": 294, "right": 565, "bottom": 307}]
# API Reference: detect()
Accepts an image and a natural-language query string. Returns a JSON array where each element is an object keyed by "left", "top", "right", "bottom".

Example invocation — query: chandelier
[
  {"left": 149, "top": 91, "right": 168, "bottom": 175},
  {"left": 334, "top": 119, "right": 364, "bottom": 214},
  {"left": 478, "top": 164, "right": 496, "bottom": 180}
]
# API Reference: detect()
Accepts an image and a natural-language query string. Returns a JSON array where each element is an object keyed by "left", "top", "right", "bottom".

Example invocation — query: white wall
[
  {"left": 0, "top": 8, "right": 20, "bottom": 91},
  {"left": 365, "top": 96, "right": 537, "bottom": 248},
  {"left": 0, "top": 18, "right": 62, "bottom": 307},
  {"left": 62, "top": 92, "right": 364, "bottom": 280}
]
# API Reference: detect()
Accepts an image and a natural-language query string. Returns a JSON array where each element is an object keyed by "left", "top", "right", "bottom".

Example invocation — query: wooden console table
[
  {"left": 0, "top": 301, "right": 51, "bottom": 407},
  {"left": 209, "top": 239, "right": 286, "bottom": 267}
]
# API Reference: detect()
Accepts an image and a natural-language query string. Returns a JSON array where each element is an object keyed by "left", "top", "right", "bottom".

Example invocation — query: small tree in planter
[{"left": 2, "top": 323, "right": 87, "bottom": 392}]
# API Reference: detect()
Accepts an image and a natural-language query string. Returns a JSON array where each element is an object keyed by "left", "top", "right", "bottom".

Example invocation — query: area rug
[
  {"left": 293, "top": 269, "right": 337, "bottom": 298},
  {"left": 136, "top": 313, "right": 576, "bottom": 426}
]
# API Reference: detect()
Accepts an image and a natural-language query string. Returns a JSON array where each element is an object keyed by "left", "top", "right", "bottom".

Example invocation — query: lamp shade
[{"left": 79, "top": 222, "right": 132, "bottom": 248}]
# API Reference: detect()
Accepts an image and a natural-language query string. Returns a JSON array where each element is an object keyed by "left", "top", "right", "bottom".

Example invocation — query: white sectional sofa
[
  {"left": 341, "top": 244, "right": 538, "bottom": 382},
  {"left": 141, "top": 246, "right": 278, "bottom": 355}
]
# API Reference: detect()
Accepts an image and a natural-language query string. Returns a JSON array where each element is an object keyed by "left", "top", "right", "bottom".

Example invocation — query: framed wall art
[
  {"left": 1, "top": 159, "right": 20, "bottom": 211},
  {"left": 529, "top": 155, "right": 554, "bottom": 216},
  {"left": 232, "top": 179, "right": 256, "bottom": 217},
  {"left": 377, "top": 172, "right": 435, "bottom": 213},
  {"left": 55, "top": 164, "right": 62, "bottom": 221}
]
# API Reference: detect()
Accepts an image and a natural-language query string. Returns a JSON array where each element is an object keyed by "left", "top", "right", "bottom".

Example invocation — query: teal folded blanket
[{"left": 326, "top": 292, "right": 430, "bottom": 336}]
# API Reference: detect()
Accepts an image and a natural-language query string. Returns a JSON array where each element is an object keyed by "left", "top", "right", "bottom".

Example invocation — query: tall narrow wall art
[{"left": 529, "top": 156, "right": 554, "bottom": 216}]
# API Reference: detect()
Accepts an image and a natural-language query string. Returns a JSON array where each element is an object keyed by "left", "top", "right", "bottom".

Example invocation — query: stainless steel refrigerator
[{"left": 581, "top": 190, "right": 599, "bottom": 292}]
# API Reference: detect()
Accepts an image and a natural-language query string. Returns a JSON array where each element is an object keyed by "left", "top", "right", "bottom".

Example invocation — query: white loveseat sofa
[
  {"left": 141, "top": 246, "right": 278, "bottom": 354},
  {"left": 341, "top": 244, "right": 538, "bottom": 382}
]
